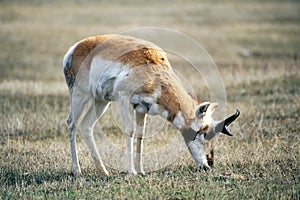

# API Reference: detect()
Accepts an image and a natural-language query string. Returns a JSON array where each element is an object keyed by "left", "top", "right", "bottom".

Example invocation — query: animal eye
[{"left": 199, "top": 104, "right": 209, "bottom": 113}]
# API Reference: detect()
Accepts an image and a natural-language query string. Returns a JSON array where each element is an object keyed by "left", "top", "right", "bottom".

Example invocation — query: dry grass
[{"left": 0, "top": 0, "right": 299, "bottom": 199}]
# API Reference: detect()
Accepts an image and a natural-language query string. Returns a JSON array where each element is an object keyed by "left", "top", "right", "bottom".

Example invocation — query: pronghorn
[{"left": 63, "top": 34, "right": 240, "bottom": 176}]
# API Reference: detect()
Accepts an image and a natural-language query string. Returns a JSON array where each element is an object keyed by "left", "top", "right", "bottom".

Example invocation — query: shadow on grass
[
  {"left": 0, "top": 164, "right": 117, "bottom": 190},
  {"left": 0, "top": 165, "right": 71, "bottom": 187}
]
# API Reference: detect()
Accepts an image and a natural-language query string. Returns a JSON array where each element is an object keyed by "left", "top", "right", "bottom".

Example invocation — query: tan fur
[
  {"left": 157, "top": 75, "right": 198, "bottom": 125},
  {"left": 158, "top": 84, "right": 181, "bottom": 121},
  {"left": 121, "top": 62, "right": 198, "bottom": 125},
  {"left": 116, "top": 47, "right": 168, "bottom": 68},
  {"left": 142, "top": 82, "right": 157, "bottom": 94},
  {"left": 64, "top": 35, "right": 223, "bottom": 175},
  {"left": 66, "top": 34, "right": 171, "bottom": 87},
  {"left": 66, "top": 35, "right": 114, "bottom": 84},
  {"left": 66, "top": 34, "right": 202, "bottom": 129}
]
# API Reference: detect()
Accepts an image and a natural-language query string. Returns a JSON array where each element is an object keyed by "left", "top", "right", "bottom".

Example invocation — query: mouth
[{"left": 193, "top": 109, "right": 240, "bottom": 170}]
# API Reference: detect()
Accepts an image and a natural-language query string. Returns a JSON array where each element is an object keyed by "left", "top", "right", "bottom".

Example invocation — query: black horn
[
  {"left": 224, "top": 109, "right": 240, "bottom": 126},
  {"left": 222, "top": 109, "right": 240, "bottom": 136}
]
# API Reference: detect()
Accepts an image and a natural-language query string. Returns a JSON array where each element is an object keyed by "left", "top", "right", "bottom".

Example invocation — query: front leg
[
  {"left": 118, "top": 98, "right": 137, "bottom": 175},
  {"left": 126, "top": 135, "right": 137, "bottom": 175},
  {"left": 135, "top": 112, "right": 146, "bottom": 175}
]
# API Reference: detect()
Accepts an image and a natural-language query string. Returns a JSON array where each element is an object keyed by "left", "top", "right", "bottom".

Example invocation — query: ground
[{"left": 0, "top": 0, "right": 299, "bottom": 199}]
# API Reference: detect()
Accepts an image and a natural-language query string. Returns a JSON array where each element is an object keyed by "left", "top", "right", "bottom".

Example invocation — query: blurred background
[
  {"left": 1, "top": 0, "right": 299, "bottom": 84},
  {"left": 0, "top": 0, "right": 299, "bottom": 199}
]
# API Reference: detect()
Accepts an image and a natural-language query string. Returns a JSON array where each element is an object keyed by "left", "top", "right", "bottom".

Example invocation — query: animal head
[
  {"left": 194, "top": 102, "right": 219, "bottom": 134},
  {"left": 184, "top": 102, "right": 240, "bottom": 169}
]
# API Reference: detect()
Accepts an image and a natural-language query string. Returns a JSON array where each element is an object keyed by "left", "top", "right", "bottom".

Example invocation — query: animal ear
[
  {"left": 195, "top": 102, "right": 218, "bottom": 119},
  {"left": 195, "top": 102, "right": 210, "bottom": 118},
  {"left": 207, "top": 103, "right": 218, "bottom": 116}
]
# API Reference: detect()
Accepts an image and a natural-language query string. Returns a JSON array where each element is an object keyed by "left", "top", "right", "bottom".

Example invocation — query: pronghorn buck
[{"left": 63, "top": 34, "right": 240, "bottom": 176}]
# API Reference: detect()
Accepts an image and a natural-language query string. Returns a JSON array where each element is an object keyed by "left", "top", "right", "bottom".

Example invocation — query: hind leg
[
  {"left": 78, "top": 99, "right": 110, "bottom": 176},
  {"left": 67, "top": 111, "right": 81, "bottom": 177}
]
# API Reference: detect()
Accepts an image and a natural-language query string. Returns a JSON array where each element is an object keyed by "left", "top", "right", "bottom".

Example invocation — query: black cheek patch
[
  {"left": 206, "top": 150, "right": 214, "bottom": 167},
  {"left": 206, "top": 141, "right": 214, "bottom": 167}
]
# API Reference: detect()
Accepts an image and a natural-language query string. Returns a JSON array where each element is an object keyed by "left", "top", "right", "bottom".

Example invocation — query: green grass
[{"left": 0, "top": 0, "right": 299, "bottom": 199}]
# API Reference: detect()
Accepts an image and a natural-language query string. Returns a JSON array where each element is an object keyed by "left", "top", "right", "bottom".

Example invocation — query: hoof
[
  {"left": 71, "top": 169, "right": 82, "bottom": 178},
  {"left": 138, "top": 170, "right": 146, "bottom": 176},
  {"left": 127, "top": 168, "right": 138, "bottom": 175},
  {"left": 200, "top": 164, "right": 211, "bottom": 171},
  {"left": 102, "top": 169, "right": 110, "bottom": 177}
]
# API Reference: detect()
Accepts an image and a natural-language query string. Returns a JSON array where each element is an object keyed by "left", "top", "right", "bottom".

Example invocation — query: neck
[{"left": 156, "top": 84, "right": 198, "bottom": 130}]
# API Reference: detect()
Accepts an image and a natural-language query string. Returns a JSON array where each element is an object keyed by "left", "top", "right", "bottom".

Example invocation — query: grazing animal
[{"left": 63, "top": 34, "right": 240, "bottom": 176}]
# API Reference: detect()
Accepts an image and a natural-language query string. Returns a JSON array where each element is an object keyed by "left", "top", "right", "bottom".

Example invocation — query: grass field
[{"left": 0, "top": 0, "right": 299, "bottom": 199}]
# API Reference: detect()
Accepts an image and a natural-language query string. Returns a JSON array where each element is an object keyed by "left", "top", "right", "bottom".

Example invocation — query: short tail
[{"left": 63, "top": 43, "right": 78, "bottom": 88}]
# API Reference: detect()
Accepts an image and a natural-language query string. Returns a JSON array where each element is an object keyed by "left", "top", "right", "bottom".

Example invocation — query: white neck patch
[
  {"left": 172, "top": 112, "right": 185, "bottom": 129},
  {"left": 191, "top": 119, "right": 200, "bottom": 132}
]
